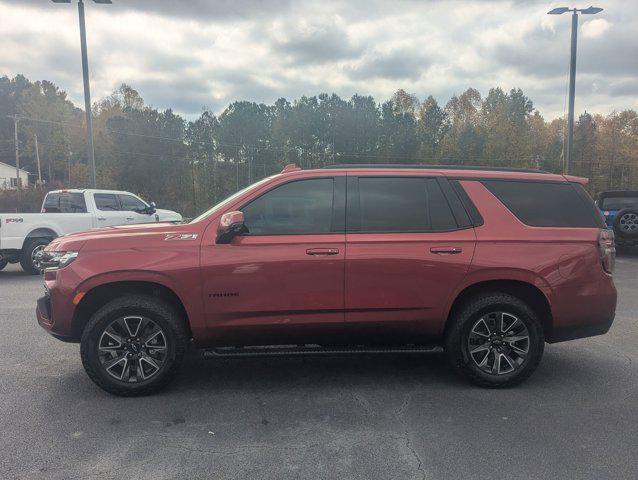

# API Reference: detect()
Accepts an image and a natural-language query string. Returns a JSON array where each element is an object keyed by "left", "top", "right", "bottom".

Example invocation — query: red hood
[{"left": 47, "top": 222, "right": 200, "bottom": 252}]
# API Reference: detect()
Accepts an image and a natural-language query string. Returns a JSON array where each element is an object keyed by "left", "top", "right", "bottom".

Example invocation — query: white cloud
[
  {"left": 0, "top": 0, "right": 635, "bottom": 120},
  {"left": 581, "top": 18, "right": 612, "bottom": 39}
]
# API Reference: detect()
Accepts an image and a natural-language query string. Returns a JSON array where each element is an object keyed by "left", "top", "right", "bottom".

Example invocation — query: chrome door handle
[
  {"left": 430, "top": 247, "right": 462, "bottom": 255},
  {"left": 97, "top": 217, "right": 106, "bottom": 221},
  {"left": 126, "top": 217, "right": 134, "bottom": 221},
  {"left": 306, "top": 248, "right": 339, "bottom": 255}
]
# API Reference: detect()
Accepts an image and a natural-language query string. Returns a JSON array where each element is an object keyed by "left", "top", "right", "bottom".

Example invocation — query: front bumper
[
  {"left": 36, "top": 296, "right": 78, "bottom": 343},
  {"left": 36, "top": 267, "right": 82, "bottom": 343}
]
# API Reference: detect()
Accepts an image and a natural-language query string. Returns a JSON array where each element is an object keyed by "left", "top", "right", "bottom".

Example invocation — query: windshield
[
  {"left": 190, "top": 176, "right": 276, "bottom": 223},
  {"left": 601, "top": 197, "right": 638, "bottom": 210}
]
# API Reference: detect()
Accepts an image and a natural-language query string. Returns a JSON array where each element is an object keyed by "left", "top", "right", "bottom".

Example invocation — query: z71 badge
[
  {"left": 5, "top": 218, "right": 24, "bottom": 223},
  {"left": 164, "top": 233, "right": 198, "bottom": 241}
]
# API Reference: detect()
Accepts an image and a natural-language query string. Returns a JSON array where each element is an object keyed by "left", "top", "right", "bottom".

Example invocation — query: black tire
[
  {"left": 444, "top": 293, "right": 544, "bottom": 388},
  {"left": 20, "top": 238, "right": 51, "bottom": 275},
  {"left": 80, "top": 295, "right": 188, "bottom": 396},
  {"left": 613, "top": 208, "right": 638, "bottom": 239},
  {"left": 0, "top": 258, "right": 7, "bottom": 271}
]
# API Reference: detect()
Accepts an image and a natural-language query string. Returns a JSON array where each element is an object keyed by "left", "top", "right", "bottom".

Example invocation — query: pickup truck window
[
  {"left": 42, "top": 192, "right": 87, "bottom": 213},
  {"left": 94, "top": 193, "right": 120, "bottom": 211},
  {"left": 118, "top": 194, "right": 147, "bottom": 212},
  {"left": 242, "top": 178, "right": 334, "bottom": 235}
]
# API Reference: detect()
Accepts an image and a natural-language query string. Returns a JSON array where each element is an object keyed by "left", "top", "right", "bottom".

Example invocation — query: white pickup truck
[{"left": 0, "top": 189, "right": 182, "bottom": 274}]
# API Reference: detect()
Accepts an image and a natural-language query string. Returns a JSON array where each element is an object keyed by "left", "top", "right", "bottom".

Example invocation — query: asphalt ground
[{"left": 1, "top": 252, "right": 637, "bottom": 480}]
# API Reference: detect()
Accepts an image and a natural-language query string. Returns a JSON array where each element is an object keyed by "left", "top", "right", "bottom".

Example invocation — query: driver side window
[
  {"left": 118, "top": 194, "right": 147, "bottom": 212},
  {"left": 241, "top": 178, "right": 334, "bottom": 235}
]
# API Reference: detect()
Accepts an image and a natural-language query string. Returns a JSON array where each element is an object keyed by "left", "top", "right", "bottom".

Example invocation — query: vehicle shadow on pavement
[
  {"left": 617, "top": 245, "right": 638, "bottom": 258},
  {"left": 169, "top": 344, "right": 626, "bottom": 396},
  {"left": 173, "top": 350, "right": 458, "bottom": 393},
  {"left": 47, "top": 344, "right": 621, "bottom": 400}
]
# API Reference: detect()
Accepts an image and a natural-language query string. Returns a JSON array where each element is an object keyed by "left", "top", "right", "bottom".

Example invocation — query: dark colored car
[
  {"left": 596, "top": 190, "right": 638, "bottom": 247},
  {"left": 36, "top": 165, "right": 617, "bottom": 396}
]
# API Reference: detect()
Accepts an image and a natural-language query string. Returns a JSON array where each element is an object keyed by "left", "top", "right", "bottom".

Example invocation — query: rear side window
[
  {"left": 349, "top": 177, "right": 457, "bottom": 232},
  {"left": 242, "top": 178, "right": 334, "bottom": 235},
  {"left": 94, "top": 193, "right": 120, "bottom": 211},
  {"left": 42, "top": 193, "right": 87, "bottom": 213},
  {"left": 482, "top": 180, "right": 604, "bottom": 228}
]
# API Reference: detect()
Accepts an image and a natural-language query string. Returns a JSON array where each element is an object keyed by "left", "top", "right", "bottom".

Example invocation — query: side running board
[{"left": 203, "top": 344, "right": 440, "bottom": 359}]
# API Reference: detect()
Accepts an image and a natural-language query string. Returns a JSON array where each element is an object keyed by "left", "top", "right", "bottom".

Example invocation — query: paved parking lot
[{"left": 1, "top": 253, "right": 637, "bottom": 480}]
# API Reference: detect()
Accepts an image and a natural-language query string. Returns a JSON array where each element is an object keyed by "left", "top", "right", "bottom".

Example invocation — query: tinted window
[
  {"left": 242, "top": 178, "right": 334, "bottom": 235},
  {"left": 427, "top": 179, "right": 458, "bottom": 230},
  {"left": 119, "top": 194, "right": 147, "bottom": 212},
  {"left": 482, "top": 180, "right": 603, "bottom": 228},
  {"left": 601, "top": 197, "right": 638, "bottom": 210},
  {"left": 43, "top": 193, "right": 87, "bottom": 213},
  {"left": 94, "top": 193, "right": 120, "bottom": 211},
  {"left": 353, "top": 177, "right": 457, "bottom": 232}
]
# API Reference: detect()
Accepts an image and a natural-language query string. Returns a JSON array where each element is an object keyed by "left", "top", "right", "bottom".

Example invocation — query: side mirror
[
  {"left": 147, "top": 201, "right": 157, "bottom": 215},
  {"left": 217, "top": 211, "right": 246, "bottom": 243}
]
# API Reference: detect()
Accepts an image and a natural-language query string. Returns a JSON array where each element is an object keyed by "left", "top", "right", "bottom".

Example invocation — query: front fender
[{"left": 74, "top": 269, "right": 205, "bottom": 339}]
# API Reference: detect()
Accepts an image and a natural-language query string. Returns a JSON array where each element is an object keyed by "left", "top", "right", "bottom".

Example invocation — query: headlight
[{"left": 38, "top": 251, "right": 79, "bottom": 270}]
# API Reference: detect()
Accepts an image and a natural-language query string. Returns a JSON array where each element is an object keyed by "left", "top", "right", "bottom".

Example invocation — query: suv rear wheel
[
  {"left": 80, "top": 295, "right": 188, "bottom": 396},
  {"left": 445, "top": 293, "right": 544, "bottom": 388}
]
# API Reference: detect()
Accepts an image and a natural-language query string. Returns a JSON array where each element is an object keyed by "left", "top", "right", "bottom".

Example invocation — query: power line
[{"left": 9, "top": 113, "right": 636, "bottom": 169}]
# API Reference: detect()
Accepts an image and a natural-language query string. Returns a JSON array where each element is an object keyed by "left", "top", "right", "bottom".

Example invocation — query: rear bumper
[
  {"left": 547, "top": 273, "right": 617, "bottom": 343},
  {"left": 546, "top": 316, "right": 614, "bottom": 343}
]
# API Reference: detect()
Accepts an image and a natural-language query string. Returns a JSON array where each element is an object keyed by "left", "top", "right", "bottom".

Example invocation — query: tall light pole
[
  {"left": 52, "top": 0, "right": 112, "bottom": 188},
  {"left": 548, "top": 6, "right": 603, "bottom": 175}
]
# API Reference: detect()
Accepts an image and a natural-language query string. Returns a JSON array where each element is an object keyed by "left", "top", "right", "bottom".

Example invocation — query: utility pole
[
  {"left": 565, "top": 10, "right": 578, "bottom": 176},
  {"left": 34, "top": 134, "right": 42, "bottom": 187},
  {"left": 191, "top": 158, "right": 197, "bottom": 214},
  {"left": 13, "top": 114, "right": 21, "bottom": 191},
  {"left": 213, "top": 155, "right": 217, "bottom": 203},
  {"left": 78, "top": 0, "right": 97, "bottom": 188},
  {"left": 52, "top": 0, "right": 112, "bottom": 186},
  {"left": 548, "top": 6, "right": 603, "bottom": 175}
]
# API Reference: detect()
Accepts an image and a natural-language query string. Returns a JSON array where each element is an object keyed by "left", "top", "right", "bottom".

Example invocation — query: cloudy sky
[{"left": 1, "top": 0, "right": 635, "bottom": 120}]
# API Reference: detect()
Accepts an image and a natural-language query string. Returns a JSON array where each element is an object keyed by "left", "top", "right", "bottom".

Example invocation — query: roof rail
[
  {"left": 281, "top": 163, "right": 302, "bottom": 173},
  {"left": 321, "top": 164, "right": 550, "bottom": 174}
]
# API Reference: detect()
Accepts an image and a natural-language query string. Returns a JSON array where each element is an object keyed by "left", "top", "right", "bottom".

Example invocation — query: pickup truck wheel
[
  {"left": 444, "top": 293, "right": 544, "bottom": 388},
  {"left": 80, "top": 295, "right": 188, "bottom": 396},
  {"left": 20, "top": 238, "right": 50, "bottom": 275},
  {"left": 0, "top": 258, "right": 7, "bottom": 271}
]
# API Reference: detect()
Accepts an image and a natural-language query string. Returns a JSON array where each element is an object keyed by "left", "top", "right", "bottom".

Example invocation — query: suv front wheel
[
  {"left": 445, "top": 293, "right": 544, "bottom": 388},
  {"left": 80, "top": 295, "right": 188, "bottom": 396}
]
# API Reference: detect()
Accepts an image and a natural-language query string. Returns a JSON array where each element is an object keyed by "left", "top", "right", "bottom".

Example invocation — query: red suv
[{"left": 36, "top": 165, "right": 617, "bottom": 396}]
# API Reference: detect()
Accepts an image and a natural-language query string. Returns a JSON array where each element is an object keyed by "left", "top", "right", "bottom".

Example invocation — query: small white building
[{"left": 0, "top": 161, "right": 30, "bottom": 190}]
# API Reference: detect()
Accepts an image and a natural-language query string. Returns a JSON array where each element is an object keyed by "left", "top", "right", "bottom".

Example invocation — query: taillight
[{"left": 598, "top": 229, "right": 615, "bottom": 274}]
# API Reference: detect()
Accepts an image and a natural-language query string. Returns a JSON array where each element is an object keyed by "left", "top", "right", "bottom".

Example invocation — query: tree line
[{"left": 1, "top": 74, "right": 637, "bottom": 215}]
